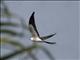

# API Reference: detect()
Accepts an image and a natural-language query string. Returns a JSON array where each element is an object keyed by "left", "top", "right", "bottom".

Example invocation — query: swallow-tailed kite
[{"left": 28, "top": 12, "right": 56, "bottom": 44}]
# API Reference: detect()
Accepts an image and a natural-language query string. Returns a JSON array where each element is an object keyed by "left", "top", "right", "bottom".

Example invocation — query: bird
[{"left": 28, "top": 12, "right": 56, "bottom": 44}]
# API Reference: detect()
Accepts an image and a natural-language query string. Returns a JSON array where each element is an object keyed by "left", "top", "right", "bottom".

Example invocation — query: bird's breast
[{"left": 31, "top": 37, "right": 42, "bottom": 41}]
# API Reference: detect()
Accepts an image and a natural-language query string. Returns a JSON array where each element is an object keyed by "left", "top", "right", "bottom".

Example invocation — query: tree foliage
[{"left": 0, "top": 1, "right": 55, "bottom": 60}]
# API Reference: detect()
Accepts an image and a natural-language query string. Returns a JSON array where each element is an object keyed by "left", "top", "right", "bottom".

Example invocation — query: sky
[{"left": 2, "top": 1, "right": 79, "bottom": 60}]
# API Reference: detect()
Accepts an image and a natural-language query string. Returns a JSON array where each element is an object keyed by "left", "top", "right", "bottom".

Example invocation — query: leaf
[
  {"left": 1, "top": 1, "right": 12, "bottom": 17},
  {"left": 39, "top": 46, "right": 55, "bottom": 60},
  {"left": 0, "top": 29, "right": 23, "bottom": 36},
  {"left": 0, "top": 45, "right": 38, "bottom": 60},
  {"left": 0, "top": 37, "right": 25, "bottom": 49},
  {"left": 0, "top": 22, "right": 19, "bottom": 27},
  {"left": 28, "top": 52, "right": 38, "bottom": 60}
]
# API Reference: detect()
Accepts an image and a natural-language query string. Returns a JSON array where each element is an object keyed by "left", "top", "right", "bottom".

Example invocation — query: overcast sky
[{"left": 3, "top": 1, "right": 79, "bottom": 60}]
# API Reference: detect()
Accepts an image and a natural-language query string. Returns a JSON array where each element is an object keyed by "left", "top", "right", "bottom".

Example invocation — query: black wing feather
[
  {"left": 29, "top": 12, "right": 40, "bottom": 37},
  {"left": 40, "top": 33, "right": 56, "bottom": 40},
  {"left": 43, "top": 41, "right": 56, "bottom": 44}
]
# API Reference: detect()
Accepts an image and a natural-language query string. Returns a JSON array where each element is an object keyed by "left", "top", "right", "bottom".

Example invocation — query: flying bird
[{"left": 28, "top": 12, "right": 56, "bottom": 44}]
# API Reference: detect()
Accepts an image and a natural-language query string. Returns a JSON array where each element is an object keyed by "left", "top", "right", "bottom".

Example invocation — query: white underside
[
  {"left": 29, "top": 24, "right": 42, "bottom": 41},
  {"left": 31, "top": 37, "right": 42, "bottom": 41}
]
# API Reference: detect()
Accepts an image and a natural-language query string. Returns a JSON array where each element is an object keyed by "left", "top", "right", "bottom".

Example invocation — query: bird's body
[
  {"left": 28, "top": 12, "right": 56, "bottom": 44},
  {"left": 31, "top": 37, "right": 42, "bottom": 41}
]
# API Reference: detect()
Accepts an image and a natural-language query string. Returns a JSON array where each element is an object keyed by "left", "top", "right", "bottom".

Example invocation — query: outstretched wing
[
  {"left": 43, "top": 41, "right": 56, "bottom": 44},
  {"left": 40, "top": 33, "right": 56, "bottom": 44},
  {"left": 40, "top": 33, "right": 56, "bottom": 40},
  {"left": 29, "top": 12, "right": 40, "bottom": 37}
]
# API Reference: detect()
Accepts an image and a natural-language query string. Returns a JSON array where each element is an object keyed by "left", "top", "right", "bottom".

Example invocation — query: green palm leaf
[
  {"left": 0, "top": 22, "right": 19, "bottom": 27},
  {"left": 0, "top": 29, "right": 23, "bottom": 36}
]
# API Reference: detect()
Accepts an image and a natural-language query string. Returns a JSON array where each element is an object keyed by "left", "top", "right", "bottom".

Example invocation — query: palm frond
[{"left": 0, "top": 29, "right": 23, "bottom": 36}]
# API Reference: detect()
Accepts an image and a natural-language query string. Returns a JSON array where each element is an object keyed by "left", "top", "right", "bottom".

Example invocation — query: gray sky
[{"left": 3, "top": 1, "right": 79, "bottom": 60}]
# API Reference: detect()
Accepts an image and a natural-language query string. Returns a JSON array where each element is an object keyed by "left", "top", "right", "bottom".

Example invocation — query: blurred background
[{"left": 0, "top": 1, "right": 79, "bottom": 60}]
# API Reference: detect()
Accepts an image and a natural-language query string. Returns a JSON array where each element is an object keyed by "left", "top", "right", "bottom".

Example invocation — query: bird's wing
[
  {"left": 28, "top": 12, "right": 40, "bottom": 37},
  {"left": 40, "top": 33, "right": 56, "bottom": 40},
  {"left": 40, "top": 33, "right": 56, "bottom": 44},
  {"left": 43, "top": 40, "right": 56, "bottom": 44}
]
